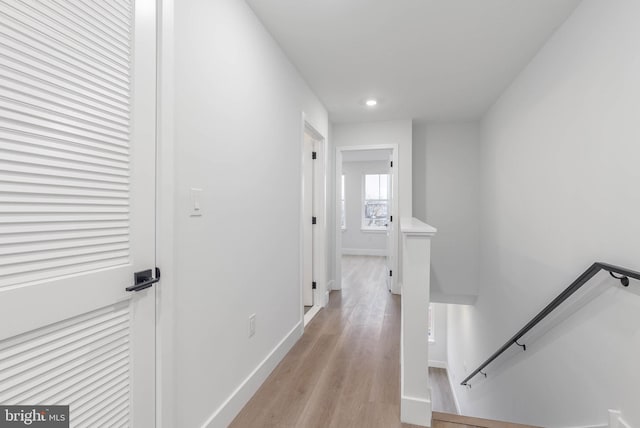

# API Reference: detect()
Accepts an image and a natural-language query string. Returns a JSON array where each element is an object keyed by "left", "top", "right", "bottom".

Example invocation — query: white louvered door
[{"left": 0, "top": 0, "right": 156, "bottom": 427}]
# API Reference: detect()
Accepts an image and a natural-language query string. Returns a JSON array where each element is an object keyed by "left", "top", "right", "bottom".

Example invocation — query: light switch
[{"left": 190, "top": 188, "right": 203, "bottom": 216}]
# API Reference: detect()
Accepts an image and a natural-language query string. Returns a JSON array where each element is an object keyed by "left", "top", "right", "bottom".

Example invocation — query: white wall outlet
[
  {"left": 190, "top": 188, "right": 203, "bottom": 216},
  {"left": 248, "top": 314, "right": 256, "bottom": 338}
]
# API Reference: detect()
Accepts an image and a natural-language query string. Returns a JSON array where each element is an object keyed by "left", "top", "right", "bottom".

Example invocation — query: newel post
[{"left": 400, "top": 217, "right": 437, "bottom": 427}]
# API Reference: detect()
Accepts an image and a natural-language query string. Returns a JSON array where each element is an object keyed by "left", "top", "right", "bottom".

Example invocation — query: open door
[
  {"left": 302, "top": 132, "right": 315, "bottom": 307},
  {"left": 0, "top": 1, "right": 157, "bottom": 425},
  {"left": 386, "top": 155, "right": 395, "bottom": 292}
]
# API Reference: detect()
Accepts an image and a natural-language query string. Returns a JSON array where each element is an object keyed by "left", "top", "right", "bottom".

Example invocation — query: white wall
[
  {"left": 330, "top": 120, "right": 412, "bottom": 284},
  {"left": 413, "top": 122, "right": 481, "bottom": 303},
  {"left": 341, "top": 160, "right": 388, "bottom": 254},
  {"left": 448, "top": 1, "right": 640, "bottom": 426},
  {"left": 429, "top": 303, "right": 448, "bottom": 366},
  {"left": 169, "top": 0, "right": 328, "bottom": 426}
]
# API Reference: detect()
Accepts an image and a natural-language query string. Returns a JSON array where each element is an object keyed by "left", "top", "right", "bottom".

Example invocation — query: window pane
[
  {"left": 364, "top": 200, "right": 388, "bottom": 227},
  {"left": 379, "top": 174, "right": 388, "bottom": 200},
  {"left": 365, "top": 174, "right": 380, "bottom": 200},
  {"left": 363, "top": 174, "right": 390, "bottom": 228},
  {"left": 341, "top": 175, "right": 345, "bottom": 200}
]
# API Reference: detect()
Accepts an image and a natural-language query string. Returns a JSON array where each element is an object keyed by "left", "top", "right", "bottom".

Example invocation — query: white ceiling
[{"left": 246, "top": 0, "right": 581, "bottom": 123}]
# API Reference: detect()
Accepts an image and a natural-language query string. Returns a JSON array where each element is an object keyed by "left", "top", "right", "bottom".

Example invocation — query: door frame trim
[
  {"left": 300, "top": 115, "right": 328, "bottom": 327},
  {"left": 334, "top": 144, "right": 400, "bottom": 293},
  {"left": 156, "top": 0, "right": 176, "bottom": 427}
]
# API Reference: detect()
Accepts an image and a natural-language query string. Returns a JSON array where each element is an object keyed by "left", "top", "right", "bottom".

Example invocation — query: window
[
  {"left": 362, "top": 174, "right": 389, "bottom": 229},
  {"left": 340, "top": 175, "right": 346, "bottom": 230}
]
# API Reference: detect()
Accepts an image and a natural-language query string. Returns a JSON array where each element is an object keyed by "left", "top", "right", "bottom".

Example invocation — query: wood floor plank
[{"left": 432, "top": 412, "right": 539, "bottom": 428}]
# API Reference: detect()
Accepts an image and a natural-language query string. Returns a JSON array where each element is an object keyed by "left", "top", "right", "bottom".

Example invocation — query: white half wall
[
  {"left": 169, "top": 0, "right": 328, "bottom": 426},
  {"left": 412, "top": 122, "right": 481, "bottom": 302},
  {"left": 447, "top": 1, "right": 640, "bottom": 427}
]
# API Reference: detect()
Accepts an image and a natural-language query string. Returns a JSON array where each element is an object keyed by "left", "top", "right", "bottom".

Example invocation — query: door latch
[{"left": 126, "top": 267, "right": 161, "bottom": 292}]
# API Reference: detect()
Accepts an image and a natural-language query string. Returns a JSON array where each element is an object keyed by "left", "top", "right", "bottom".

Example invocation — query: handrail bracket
[{"left": 609, "top": 271, "right": 630, "bottom": 287}]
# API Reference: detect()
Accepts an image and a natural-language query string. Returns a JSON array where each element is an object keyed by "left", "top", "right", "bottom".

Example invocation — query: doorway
[
  {"left": 335, "top": 146, "right": 399, "bottom": 295},
  {"left": 301, "top": 121, "right": 327, "bottom": 326}
]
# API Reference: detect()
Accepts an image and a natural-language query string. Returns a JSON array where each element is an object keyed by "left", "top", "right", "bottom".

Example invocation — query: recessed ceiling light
[{"left": 365, "top": 99, "right": 377, "bottom": 107}]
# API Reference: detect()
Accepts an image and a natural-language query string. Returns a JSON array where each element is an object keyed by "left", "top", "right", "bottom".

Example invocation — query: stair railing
[{"left": 461, "top": 262, "right": 640, "bottom": 386}]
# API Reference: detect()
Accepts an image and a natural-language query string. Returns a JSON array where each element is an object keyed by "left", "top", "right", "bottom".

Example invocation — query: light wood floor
[
  {"left": 431, "top": 412, "right": 538, "bottom": 428},
  {"left": 231, "top": 255, "right": 424, "bottom": 428},
  {"left": 230, "top": 256, "right": 535, "bottom": 428}
]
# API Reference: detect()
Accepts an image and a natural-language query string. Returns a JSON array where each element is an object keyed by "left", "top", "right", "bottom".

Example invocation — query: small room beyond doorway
[{"left": 339, "top": 149, "right": 393, "bottom": 294}]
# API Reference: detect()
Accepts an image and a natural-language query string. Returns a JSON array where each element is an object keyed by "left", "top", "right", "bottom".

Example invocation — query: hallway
[{"left": 230, "top": 256, "right": 422, "bottom": 427}]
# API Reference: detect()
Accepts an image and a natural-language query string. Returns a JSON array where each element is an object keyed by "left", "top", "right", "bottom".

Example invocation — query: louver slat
[
  {"left": 0, "top": 303, "right": 131, "bottom": 428},
  {"left": 0, "top": 0, "right": 132, "bottom": 291}
]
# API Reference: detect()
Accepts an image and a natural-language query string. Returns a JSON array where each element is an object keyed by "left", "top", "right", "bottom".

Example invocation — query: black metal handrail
[{"left": 460, "top": 262, "right": 640, "bottom": 386}]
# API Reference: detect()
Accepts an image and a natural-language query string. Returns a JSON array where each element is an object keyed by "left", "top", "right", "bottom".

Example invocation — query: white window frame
[{"left": 361, "top": 173, "right": 389, "bottom": 232}]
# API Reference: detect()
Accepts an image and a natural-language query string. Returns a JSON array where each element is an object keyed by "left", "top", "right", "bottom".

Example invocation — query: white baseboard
[
  {"left": 304, "top": 305, "right": 322, "bottom": 326},
  {"left": 401, "top": 394, "right": 432, "bottom": 427},
  {"left": 342, "top": 248, "right": 387, "bottom": 257},
  {"left": 392, "top": 280, "right": 402, "bottom": 295},
  {"left": 201, "top": 321, "right": 303, "bottom": 428},
  {"left": 327, "top": 279, "right": 335, "bottom": 292},
  {"left": 428, "top": 360, "right": 447, "bottom": 369},
  {"left": 430, "top": 291, "right": 477, "bottom": 305}
]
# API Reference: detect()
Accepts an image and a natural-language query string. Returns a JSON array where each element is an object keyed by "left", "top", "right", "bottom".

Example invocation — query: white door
[
  {"left": 386, "top": 157, "right": 395, "bottom": 292},
  {"left": 0, "top": 1, "right": 157, "bottom": 426},
  {"left": 302, "top": 133, "right": 315, "bottom": 306}
]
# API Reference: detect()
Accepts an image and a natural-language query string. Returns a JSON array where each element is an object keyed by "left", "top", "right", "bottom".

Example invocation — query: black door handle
[{"left": 126, "top": 267, "right": 161, "bottom": 292}]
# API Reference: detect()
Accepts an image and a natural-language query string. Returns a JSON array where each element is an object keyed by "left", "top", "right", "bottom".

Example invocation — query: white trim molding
[
  {"left": 327, "top": 279, "right": 335, "bottom": 292},
  {"left": 304, "top": 306, "right": 322, "bottom": 326},
  {"left": 201, "top": 321, "right": 303, "bottom": 428},
  {"left": 428, "top": 360, "right": 447, "bottom": 369},
  {"left": 401, "top": 395, "right": 432, "bottom": 427},
  {"left": 157, "top": 1, "right": 176, "bottom": 426},
  {"left": 325, "top": 280, "right": 334, "bottom": 302},
  {"left": 341, "top": 248, "right": 387, "bottom": 257}
]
